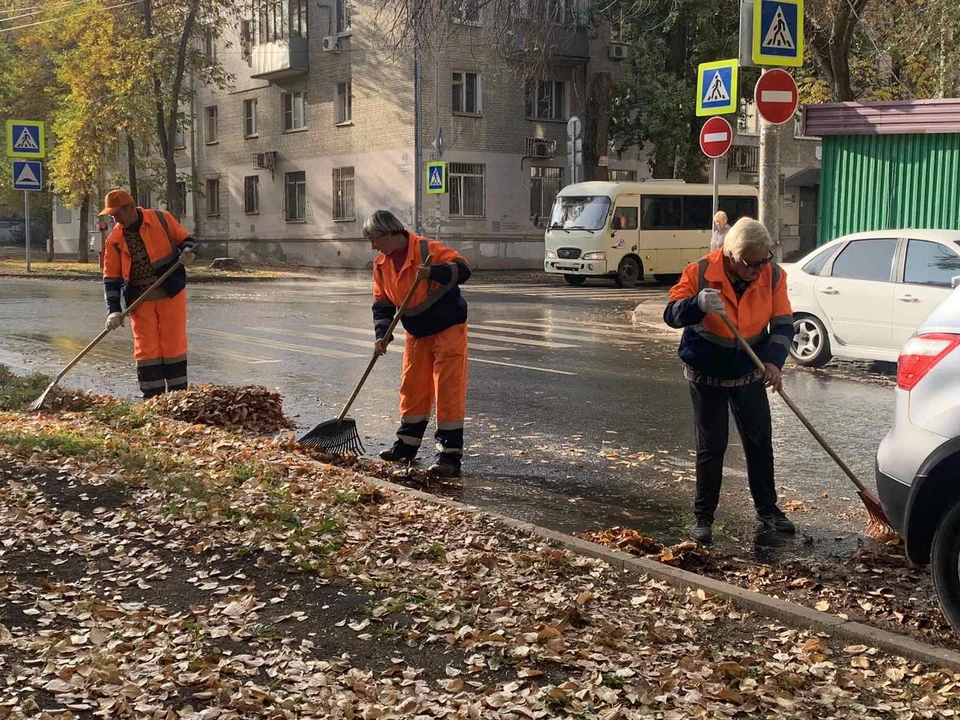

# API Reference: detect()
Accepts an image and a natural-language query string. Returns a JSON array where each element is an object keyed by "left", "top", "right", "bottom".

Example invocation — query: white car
[{"left": 781, "top": 229, "right": 960, "bottom": 366}]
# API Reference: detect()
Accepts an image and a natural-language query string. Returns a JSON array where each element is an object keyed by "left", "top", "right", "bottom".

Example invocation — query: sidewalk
[{"left": 2, "top": 375, "right": 960, "bottom": 716}]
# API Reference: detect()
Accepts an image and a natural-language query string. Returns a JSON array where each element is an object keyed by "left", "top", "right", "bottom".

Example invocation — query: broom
[
  {"left": 717, "top": 312, "right": 897, "bottom": 542},
  {"left": 298, "top": 254, "right": 433, "bottom": 454}
]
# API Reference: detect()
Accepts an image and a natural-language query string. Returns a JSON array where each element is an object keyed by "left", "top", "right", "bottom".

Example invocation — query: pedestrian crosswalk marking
[
  {"left": 469, "top": 323, "right": 645, "bottom": 345},
  {"left": 467, "top": 330, "right": 576, "bottom": 349},
  {"left": 194, "top": 328, "right": 364, "bottom": 359},
  {"left": 483, "top": 319, "right": 642, "bottom": 338},
  {"left": 470, "top": 357, "right": 577, "bottom": 376},
  {"left": 13, "top": 127, "right": 38, "bottom": 150},
  {"left": 308, "top": 324, "right": 516, "bottom": 352},
  {"left": 762, "top": 6, "right": 795, "bottom": 49}
]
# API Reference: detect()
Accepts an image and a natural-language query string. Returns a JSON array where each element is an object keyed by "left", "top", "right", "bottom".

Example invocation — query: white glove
[
  {"left": 697, "top": 288, "right": 725, "bottom": 315},
  {"left": 179, "top": 248, "right": 195, "bottom": 266},
  {"left": 105, "top": 312, "right": 124, "bottom": 331}
]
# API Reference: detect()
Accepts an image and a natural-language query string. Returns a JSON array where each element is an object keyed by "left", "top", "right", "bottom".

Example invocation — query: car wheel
[
  {"left": 615, "top": 257, "right": 641, "bottom": 288},
  {"left": 790, "top": 315, "right": 833, "bottom": 367},
  {"left": 564, "top": 275, "right": 587, "bottom": 287},
  {"left": 932, "top": 500, "right": 960, "bottom": 633},
  {"left": 653, "top": 273, "right": 681, "bottom": 285}
]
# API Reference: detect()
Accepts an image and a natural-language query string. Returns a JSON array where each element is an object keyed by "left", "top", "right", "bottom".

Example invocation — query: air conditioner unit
[
  {"left": 608, "top": 44, "right": 630, "bottom": 60},
  {"left": 525, "top": 137, "right": 557, "bottom": 158},
  {"left": 322, "top": 36, "right": 340, "bottom": 52}
]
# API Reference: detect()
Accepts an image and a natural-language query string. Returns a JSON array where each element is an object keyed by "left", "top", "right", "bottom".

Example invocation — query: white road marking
[
  {"left": 483, "top": 319, "right": 644, "bottom": 338},
  {"left": 469, "top": 323, "right": 645, "bottom": 345},
  {"left": 308, "top": 324, "right": 515, "bottom": 352},
  {"left": 467, "top": 331, "right": 577, "bottom": 349},
  {"left": 193, "top": 328, "right": 364, "bottom": 359},
  {"left": 469, "top": 357, "right": 576, "bottom": 375}
]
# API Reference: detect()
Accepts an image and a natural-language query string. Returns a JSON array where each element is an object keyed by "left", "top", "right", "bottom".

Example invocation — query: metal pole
[
  {"left": 412, "top": 0, "right": 422, "bottom": 234},
  {"left": 758, "top": 69, "right": 782, "bottom": 260},
  {"left": 711, "top": 157, "right": 720, "bottom": 219},
  {"left": 24, "top": 191, "right": 30, "bottom": 272}
]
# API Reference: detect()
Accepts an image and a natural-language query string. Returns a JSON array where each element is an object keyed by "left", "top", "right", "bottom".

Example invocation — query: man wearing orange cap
[{"left": 100, "top": 189, "right": 197, "bottom": 398}]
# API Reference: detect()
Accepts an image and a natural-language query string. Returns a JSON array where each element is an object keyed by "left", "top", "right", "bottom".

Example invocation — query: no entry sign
[
  {"left": 699, "top": 116, "right": 733, "bottom": 159},
  {"left": 755, "top": 69, "right": 799, "bottom": 125}
]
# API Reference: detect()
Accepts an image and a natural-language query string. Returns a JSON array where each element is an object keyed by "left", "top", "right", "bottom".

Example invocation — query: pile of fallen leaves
[
  {"left": 576, "top": 526, "right": 712, "bottom": 570},
  {"left": 146, "top": 383, "right": 294, "bottom": 433}
]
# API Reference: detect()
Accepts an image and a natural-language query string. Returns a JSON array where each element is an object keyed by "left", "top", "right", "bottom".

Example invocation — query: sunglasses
[{"left": 740, "top": 254, "right": 773, "bottom": 270}]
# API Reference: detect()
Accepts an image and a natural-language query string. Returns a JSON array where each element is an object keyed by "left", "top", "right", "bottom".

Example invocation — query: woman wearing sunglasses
[{"left": 663, "top": 217, "right": 796, "bottom": 545}]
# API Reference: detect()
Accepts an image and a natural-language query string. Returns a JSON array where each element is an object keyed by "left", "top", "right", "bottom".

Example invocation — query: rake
[
  {"left": 718, "top": 312, "right": 897, "bottom": 541},
  {"left": 28, "top": 262, "right": 182, "bottom": 412},
  {"left": 298, "top": 254, "right": 433, "bottom": 454}
]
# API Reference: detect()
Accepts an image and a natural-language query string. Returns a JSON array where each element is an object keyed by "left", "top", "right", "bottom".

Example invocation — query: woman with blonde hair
[{"left": 710, "top": 211, "right": 730, "bottom": 251}]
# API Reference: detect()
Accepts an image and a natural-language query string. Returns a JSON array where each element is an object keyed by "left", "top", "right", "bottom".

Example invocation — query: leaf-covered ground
[{"left": 2, "top": 388, "right": 960, "bottom": 717}]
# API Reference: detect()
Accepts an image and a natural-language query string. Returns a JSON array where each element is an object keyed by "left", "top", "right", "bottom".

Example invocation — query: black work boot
[
  {"left": 428, "top": 452, "right": 462, "bottom": 478},
  {"left": 379, "top": 441, "right": 418, "bottom": 463},
  {"left": 690, "top": 517, "right": 714, "bottom": 545},
  {"left": 757, "top": 507, "right": 796, "bottom": 534}
]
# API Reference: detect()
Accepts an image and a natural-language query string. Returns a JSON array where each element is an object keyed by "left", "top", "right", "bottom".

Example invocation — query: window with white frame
[
  {"left": 206, "top": 178, "right": 220, "bottom": 215},
  {"left": 203, "top": 29, "right": 217, "bottom": 59},
  {"left": 252, "top": 0, "right": 308, "bottom": 43},
  {"left": 526, "top": 80, "right": 566, "bottom": 121},
  {"left": 55, "top": 197, "right": 71, "bottom": 224},
  {"left": 244, "top": 176, "right": 260, "bottom": 214},
  {"left": 244, "top": 99, "right": 258, "bottom": 137},
  {"left": 530, "top": 167, "right": 562, "bottom": 220},
  {"left": 335, "top": 82, "right": 352, "bottom": 124},
  {"left": 173, "top": 125, "right": 186, "bottom": 149},
  {"left": 449, "top": 163, "right": 485, "bottom": 218},
  {"left": 282, "top": 91, "right": 307, "bottom": 131},
  {"left": 205, "top": 106, "right": 219, "bottom": 143},
  {"left": 336, "top": 0, "right": 351, "bottom": 33},
  {"left": 453, "top": 0, "right": 480, "bottom": 24},
  {"left": 452, "top": 71, "right": 481, "bottom": 115},
  {"left": 285, "top": 171, "right": 306, "bottom": 221},
  {"left": 175, "top": 181, "right": 188, "bottom": 214},
  {"left": 333, "top": 167, "right": 355, "bottom": 220},
  {"left": 608, "top": 169, "right": 637, "bottom": 182}
]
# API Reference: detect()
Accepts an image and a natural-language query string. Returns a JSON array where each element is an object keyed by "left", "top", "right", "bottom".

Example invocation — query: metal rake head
[{"left": 297, "top": 418, "right": 365, "bottom": 455}]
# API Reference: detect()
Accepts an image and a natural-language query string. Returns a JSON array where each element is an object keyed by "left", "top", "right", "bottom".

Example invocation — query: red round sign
[
  {"left": 755, "top": 69, "right": 799, "bottom": 125},
  {"left": 699, "top": 117, "right": 733, "bottom": 159}
]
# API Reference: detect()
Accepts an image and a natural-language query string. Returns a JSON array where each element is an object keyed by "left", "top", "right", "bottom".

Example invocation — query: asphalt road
[{"left": 0, "top": 274, "right": 896, "bottom": 558}]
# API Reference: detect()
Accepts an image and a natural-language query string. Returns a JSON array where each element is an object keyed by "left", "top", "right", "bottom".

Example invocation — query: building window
[
  {"left": 244, "top": 176, "right": 260, "bottom": 214},
  {"left": 608, "top": 169, "right": 637, "bottom": 182},
  {"left": 55, "top": 197, "right": 71, "bottom": 224},
  {"left": 175, "top": 181, "right": 188, "bottom": 214},
  {"left": 548, "top": 0, "right": 575, "bottom": 23},
  {"left": 285, "top": 171, "right": 306, "bottom": 221},
  {"left": 452, "top": 71, "right": 481, "bottom": 115},
  {"left": 203, "top": 29, "right": 217, "bottom": 59},
  {"left": 449, "top": 162, "right": 485, "bottom": 218},
  {"left": 335, "top": 0, "right": 351, "bottom": 33},
  {"left": 453, "top": 0, "right": 480, "bottom": 24},
  {"left": 333, "top": 167, "right": 355, "bottom": 221},
  {"left": 253, "top": 0, "right": 308, "bottom": 44},
  {"left": 244, "top": 99, "right": 258, "bottom": 137},
  {"left": 526, "top": 80, "right": 566, "bottom": 121},
  {"left": 530, "top": 167, "right": 562, "bottom": 220},
  {"left": 206, "top": 178, "right": 220, "bottom": 216},
  {"left": 335, "top": 82, "right": 352, "bottom": 124},
  {"left": 205, "top": 106, "right": 218, "bottom": 144},
  {"left": 173, "top": 125, "right": 186, "bottom": 150},
  {"left": 283, "top": 91, "right": 307, "bottom": 131},
  {"left": 610, "top": 9, "right": 627, "bottom": 42},
  {"left": 139, "top": 188, "right": 152, "bottom": 209}
]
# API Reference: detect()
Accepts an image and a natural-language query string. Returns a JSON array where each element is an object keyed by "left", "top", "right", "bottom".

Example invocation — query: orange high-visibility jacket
[
  {"left": 373, "top": 234, "right": 471, "bottom": 340},
  {"left": 103, "top": 209, "right": 194, "bottom": 313},
  {"left": 664, "top": 248, "right": 795, "bottom": 379}
]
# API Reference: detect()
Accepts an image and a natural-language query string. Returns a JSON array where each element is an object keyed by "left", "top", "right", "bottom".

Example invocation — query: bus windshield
[{"left": 550, "top": 196, "right": 611, "bottom": 231}]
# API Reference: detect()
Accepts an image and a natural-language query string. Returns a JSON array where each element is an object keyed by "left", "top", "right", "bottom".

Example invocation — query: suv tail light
[{"left": 898, "top": 333, "right": 960, "bottom": 390}]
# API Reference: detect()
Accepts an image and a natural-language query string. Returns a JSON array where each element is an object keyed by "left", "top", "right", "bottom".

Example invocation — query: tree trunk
[
  {"left": 583, "top": 71, "right": 612, "bottom": 181},
  {"left": 78, "top": 194, "right": 90, "bottom": 263},
  {"left": 127, "top": 135, "right": 138, "bottom": 203}
]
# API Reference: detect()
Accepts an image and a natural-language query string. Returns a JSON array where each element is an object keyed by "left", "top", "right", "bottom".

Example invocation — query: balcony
[
  {"left": 504, "top": 23, "right": 589, "bottom": 65},
  {"left": 251, "top": 36, "right": 309, "bottom": 82}
]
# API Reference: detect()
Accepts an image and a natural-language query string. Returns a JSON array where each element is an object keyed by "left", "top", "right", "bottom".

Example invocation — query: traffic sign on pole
[
  {"left": 755, "top": 69, "right": 799, "bottom": 125},
  {"left": 700, "top": 117, "right": 734, "bottom": 159},
  {"left": 696, "top": 59, "right": 739, "bottom": 117},
  {"left": 426, "top": 161, "right": 447, "bottom": 194},
  {"left": 752, "top": 0, "right": 803, "bottom": 67},
  {"left": 6, "top": 120, "right": 45, "bottom": 159},
  {"left": 13, "top": 160, "right": 42, "bottom": 191}
]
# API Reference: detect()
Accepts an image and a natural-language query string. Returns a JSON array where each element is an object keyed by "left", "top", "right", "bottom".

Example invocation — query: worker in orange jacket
[
  {"left": 100, "top": 189, "right": 197, "bottom": 399},
  {"left": 664, "top": 217, "right": 796, "bottom": 545},
  {"left": 364, "top": 210, "right": 471, "bottom": 477}
]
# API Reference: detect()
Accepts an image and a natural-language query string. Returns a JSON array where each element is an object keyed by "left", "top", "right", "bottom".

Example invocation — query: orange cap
[{"left": 98, "top": 189, "right": 135, "bottom": 216}]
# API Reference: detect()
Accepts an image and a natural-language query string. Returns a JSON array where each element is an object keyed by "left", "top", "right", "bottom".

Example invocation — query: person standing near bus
[{"left": 710, "top": 211, "right": 730, "bottom": 251}]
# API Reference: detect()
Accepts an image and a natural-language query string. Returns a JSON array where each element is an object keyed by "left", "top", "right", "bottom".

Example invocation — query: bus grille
[{"left": 557, "top": 247, "right": 581, "bottom": 259}]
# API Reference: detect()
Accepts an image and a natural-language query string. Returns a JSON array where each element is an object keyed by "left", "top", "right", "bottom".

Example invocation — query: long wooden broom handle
[
  {"left": 337, "top": 254, "right": 434, "bottom": 421},
  {"left": 717, "top": 312, "right": 868, "bottom": 494}
]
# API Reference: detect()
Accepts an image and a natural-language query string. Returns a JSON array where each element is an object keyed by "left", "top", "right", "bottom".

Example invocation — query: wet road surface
[{"left": 0, "top": 275, "right": 896, "bottom": 559}]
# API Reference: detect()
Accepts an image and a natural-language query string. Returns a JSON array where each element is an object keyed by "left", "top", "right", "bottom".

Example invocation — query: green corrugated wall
[{"left": 818, "top": 133, "right": 960, "bottom": 245}]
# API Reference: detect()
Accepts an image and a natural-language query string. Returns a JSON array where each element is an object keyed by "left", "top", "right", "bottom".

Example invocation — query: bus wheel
[
  {"left": 653, "top": 273, "right": 680, "bottom": 285},
  {"left": 564, "top": 275, "right": 587, "bottom": 286},
  {"left": 615, "top": 257, "right": 641, "bottom": 288}
]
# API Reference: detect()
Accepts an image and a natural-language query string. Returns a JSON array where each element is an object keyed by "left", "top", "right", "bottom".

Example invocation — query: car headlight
[
  {"left": 582, "top": 252, "right": 605, "bottom": 261},
  {"left": 545, "top": 250, "right": 557, "bottom": 258}
]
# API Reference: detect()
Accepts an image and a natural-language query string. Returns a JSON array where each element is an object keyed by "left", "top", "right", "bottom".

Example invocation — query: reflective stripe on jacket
[
  {"left": 372, "top": 234, "right": 471, "bottom": 339},
  {"left": 103, "top": 209, "right": 195, "bottom": 313},
  {"left": 663, "top": 248, "right": 795, "bottom": 379}
]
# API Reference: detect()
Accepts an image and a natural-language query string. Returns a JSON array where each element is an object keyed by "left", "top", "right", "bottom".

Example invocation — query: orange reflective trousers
[
  {"left": 397, "top": 323, "right": 468, "bottom": 455},
  {"left": 129, "top": 291, "right": 188, "bottom": 398}
]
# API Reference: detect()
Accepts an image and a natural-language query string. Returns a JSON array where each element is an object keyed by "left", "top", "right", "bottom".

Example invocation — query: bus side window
[{"left": 613, "top": 207, "right": 638, "bottom": 230}]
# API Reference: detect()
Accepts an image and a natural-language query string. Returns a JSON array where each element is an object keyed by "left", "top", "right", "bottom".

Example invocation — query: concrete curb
[{"left": 365, "top": 475, "right": 960, "bottom": 672}]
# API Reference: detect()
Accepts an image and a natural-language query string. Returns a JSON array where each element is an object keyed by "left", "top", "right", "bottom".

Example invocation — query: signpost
[
  {"left": 752, "top": 0, "right": 803, "bottom": 67},
  {"left": 6, "top": 120, "right": 45, "bottom": 273},
  {"left": 426, "top": 161, "right": 447, "bottom": 195},
  {"left": 696, "top": 59, "right": 739, "bottom": 117},
  {"left": 566, "top": 115, "right": 583, "bottom": 184},
  {"left": 755, "top": 68, "right": 799, "bottom": 124},
  {"left": 700, "top": 117, "right": 734, "bottom": 219}
]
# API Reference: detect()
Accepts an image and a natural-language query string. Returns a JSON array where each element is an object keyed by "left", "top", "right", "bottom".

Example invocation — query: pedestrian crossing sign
[
  {"left": 426, "top": 161, "right": 447, "bottom": 194},
  {"left": 753, "top": 0, "right": 803, "bottom": 67},
  {"left": 6, "top": 120, "right": 45, "bottom": 159},
  {"left": 696, "top": 59, "right": 739, "bottom": 117}
]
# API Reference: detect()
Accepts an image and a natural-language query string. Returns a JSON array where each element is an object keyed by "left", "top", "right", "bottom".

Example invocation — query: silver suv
[{"left": 877, "top": 278, "right": 960, "bottom": 630}]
